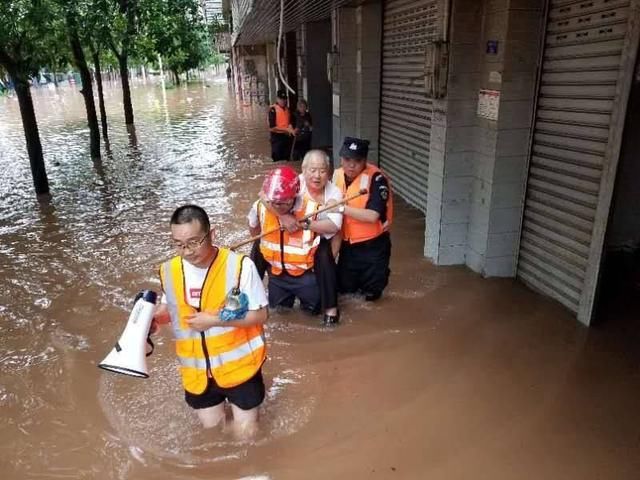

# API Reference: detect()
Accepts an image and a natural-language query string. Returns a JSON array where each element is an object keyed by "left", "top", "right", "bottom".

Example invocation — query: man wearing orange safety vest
[
  {"left": 152, "top": 205, "right": 268, "bottom": 439},
  {"left": 248, "top": 166, "right": 322, "bottom": 314},
  {"left": 333, "top": 137, "right": 393, "bottom": 302},
  {"left": 268, "top": 89, "right": 294, "bottom": 161}
]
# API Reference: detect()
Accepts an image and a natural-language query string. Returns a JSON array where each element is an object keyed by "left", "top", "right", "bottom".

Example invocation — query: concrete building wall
[
  {"left": 233, "top": 44, "right": 269, "bottom": 105},
  {"left": 265, "top": 42, "right": 278, "bottom": 103},
  {"left": 296, "top": 25, "right": 307, "bottom": 98},
  {"left": 424, "top": 0, "right": 482, "bottom": 265},
  {"left": 425, "top": 0, "right": 544, "bottom": 276},
  {"left": 331, "top": 2, "right": 382, "bottom": 165},
  {"left": 473, "top": 0, "right": 544, "bottom": 277}
]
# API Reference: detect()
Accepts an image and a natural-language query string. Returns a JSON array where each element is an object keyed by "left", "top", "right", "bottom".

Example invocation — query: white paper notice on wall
[
  {"left": 333, "top": 93, "right": 340, "bottom": 116},
  {"left": 477, "top": 89, "right": 500, "bottom": 121}
]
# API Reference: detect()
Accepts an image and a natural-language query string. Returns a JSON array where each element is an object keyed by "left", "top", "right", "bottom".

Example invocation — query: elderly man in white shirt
[
  {"left": 247, "top": 151, "right": 343, "bottom": 325},
  {"left": 298, "top": 149, "right": 343, "bottom": 324}
]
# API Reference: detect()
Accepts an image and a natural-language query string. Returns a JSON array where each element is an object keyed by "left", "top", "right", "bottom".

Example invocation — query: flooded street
[{"left": 1, "top": 79, "right": 639, "bottom": 479}]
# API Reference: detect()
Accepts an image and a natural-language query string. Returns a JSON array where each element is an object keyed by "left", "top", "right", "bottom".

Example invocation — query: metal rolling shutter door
[
  {"left": 517, "top": 0, "right": 630, "bottom": 313},
  {"left": 379, "top": 0, "right": 441, "bottom": 213}
]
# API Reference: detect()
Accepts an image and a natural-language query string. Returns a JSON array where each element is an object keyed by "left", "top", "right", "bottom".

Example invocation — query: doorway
[
  {"left": 595, "top": 52, "right": 640, "bottom": 329},
  {"left": 305, "top": 19, "right": 333, "bottom": 150}
]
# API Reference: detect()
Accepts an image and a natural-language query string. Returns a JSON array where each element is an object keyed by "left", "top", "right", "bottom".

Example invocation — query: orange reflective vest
[
  {"left": 333, "top": 164, "right": 393, "bottom": 244},
  {"left": 160, "top": 248, "right": 266, "bottom": 393},
  {"left": 258, "top": 198, "right": 320, "bottom": 276},
  {"left": 271, "top": 104, "right": 290, "bottom": 130}
]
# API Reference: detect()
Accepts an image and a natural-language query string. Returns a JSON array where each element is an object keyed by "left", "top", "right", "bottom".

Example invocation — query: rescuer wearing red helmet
[{"left": 247, "top": 166, "right": 321, "bottom": 313}]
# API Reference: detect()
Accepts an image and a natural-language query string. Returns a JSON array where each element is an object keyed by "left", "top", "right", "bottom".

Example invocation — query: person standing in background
[
  {"left": 268, "top": 90, "right": 294, "bottom": 162},
  {"left": 292, "top": 99, "right": 313, "bottom": 161}
]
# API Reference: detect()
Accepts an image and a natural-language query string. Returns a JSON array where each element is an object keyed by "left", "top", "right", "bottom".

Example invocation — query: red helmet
[{"left": 262, "top": 166, "right": 300, "bottom": 202}]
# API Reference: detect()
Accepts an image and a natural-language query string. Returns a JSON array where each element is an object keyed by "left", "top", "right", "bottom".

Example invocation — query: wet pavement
[{"left": 0, "top": 77, "right": 639, "bottom": 479}]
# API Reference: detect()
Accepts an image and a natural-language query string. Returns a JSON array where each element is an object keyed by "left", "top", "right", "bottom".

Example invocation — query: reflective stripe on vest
[
  {"left": 271, "top": 104, "right": 290, "bottom": 129},
  {"left": 258, "top": 199, "right": 320, "bottom": 276},
  {"left": 333, "top": 164, "right": 394, "bottom": 244},
  {"left": 179, "top": 335, "right": 265, "bottom": 370},
  {"left": 161, "top": 249, "right": 266, "bottom": 392}
]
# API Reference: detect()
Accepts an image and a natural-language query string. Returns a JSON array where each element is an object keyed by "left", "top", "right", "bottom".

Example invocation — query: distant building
[{"left": 201, "top": 0, "right": 223, "bottom": 24}]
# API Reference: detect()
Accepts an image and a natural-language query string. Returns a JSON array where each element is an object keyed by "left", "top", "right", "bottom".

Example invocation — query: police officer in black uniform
[{"left": 333, "top": 137, "right": 393, "bottom": 301}]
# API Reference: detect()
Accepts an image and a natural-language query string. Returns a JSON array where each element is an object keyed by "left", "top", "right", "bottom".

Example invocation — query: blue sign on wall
[{"left": 486, "top": 40, "right": 499, "bottom": 55}]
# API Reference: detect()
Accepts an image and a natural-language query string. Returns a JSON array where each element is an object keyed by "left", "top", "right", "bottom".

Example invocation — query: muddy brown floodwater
[{"left": 1, "top": 77, "right": 639, "bottom": 480}]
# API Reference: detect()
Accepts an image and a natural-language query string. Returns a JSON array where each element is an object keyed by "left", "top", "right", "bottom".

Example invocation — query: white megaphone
[{"left": 98, "top": 290, "right": 158, "bottom": 378}]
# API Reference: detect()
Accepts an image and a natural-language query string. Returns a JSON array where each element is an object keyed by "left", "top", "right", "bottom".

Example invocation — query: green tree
[
  {"left": 96, "top": 0, "right": 140, "bottom": 125},
  {"left": 42, "top": 16, "right": 71, "bottom": 87},
  {"left": 89, "top": 42, "right": 110, "bottom": 142},
  {"left": 81, "top": 0, "right": 115, "bottom": 143},
  {"left": 145, "top": 0, "right": 211, "bottom": 85},
  {"left": 86, "top": 18, "right": 121, "bottom": 142},
  {"left": 0, "top": 0, "right": 58, "bottom": 197},
  {"left": 60, "top": 0, "right": 101, "bottom": 159}
]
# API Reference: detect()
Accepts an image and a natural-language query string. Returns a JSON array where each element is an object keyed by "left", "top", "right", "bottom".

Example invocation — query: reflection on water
[
  {"left": 98, "top": 360, "right": 317, "bottom": 466},
  {"left": 3, "top": 78, "right": 640, "bottom": 480},
  {"left": 0, "top": 77, "right": 319, "bottom": 478}
]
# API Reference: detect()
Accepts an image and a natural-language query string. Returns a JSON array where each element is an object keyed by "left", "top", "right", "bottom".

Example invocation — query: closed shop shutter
[
  {"left": 517, "top": 0, "right": 631, "bottom": 315},
  {"left": 379, "top": 0, "right": 442, "bottom": 213}
]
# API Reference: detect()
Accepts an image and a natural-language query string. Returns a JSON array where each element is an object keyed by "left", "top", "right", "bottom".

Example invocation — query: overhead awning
[{"left": 228, "top": 0, "right": 358, "bottom": 46}]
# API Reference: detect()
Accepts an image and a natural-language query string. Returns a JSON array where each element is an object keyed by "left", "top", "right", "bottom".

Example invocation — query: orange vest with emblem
[
  {"left": 160, "top": 248, "right": 266, "bottom": 393},
  {"left": 270, "top": 104, "right": 290, "bottom": 130},
  {"left": 333, "top": 164, "right": 393, "bottom": 244},
  {"left": 258, "top": 198, "right": 320, "bottom": 276}
]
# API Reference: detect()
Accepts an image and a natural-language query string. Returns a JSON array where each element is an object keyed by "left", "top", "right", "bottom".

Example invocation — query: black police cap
[
  {"left": 276, "top": 89, "right": 287, "bottom": 99},
  {"left": 339, "top": 136, "right": 370, "bottom": 160}
]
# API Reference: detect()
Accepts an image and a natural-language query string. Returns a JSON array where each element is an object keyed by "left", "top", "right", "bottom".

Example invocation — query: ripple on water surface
[
  {"left": 97, "top": 356, "right": 318, "bottom": 467},
  {"left": 0, "top": 80, "right": 281, "bottom": 478}
]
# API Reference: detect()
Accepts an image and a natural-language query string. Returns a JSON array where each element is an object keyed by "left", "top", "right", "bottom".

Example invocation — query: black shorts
[{"left": 184, "top": 369, "right": 265, "bottom": 411}]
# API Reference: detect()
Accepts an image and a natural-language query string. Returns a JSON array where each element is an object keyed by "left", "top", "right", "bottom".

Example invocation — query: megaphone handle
[{"left": 146, "top": 336, "right": 155, "bottom": 357}]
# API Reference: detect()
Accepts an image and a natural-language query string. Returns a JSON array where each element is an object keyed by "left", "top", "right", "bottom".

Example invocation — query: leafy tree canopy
[{"left": 0, "top": 0, "right": 62, "bottom": 77}]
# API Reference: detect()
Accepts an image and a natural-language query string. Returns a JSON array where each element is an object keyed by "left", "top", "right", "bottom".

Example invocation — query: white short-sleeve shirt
[
  {"left": 162, "top": 255, "right": 268, "bottom": 310},
  {"left": 299, "top": 175, "right": 344, "bottom": 239}
]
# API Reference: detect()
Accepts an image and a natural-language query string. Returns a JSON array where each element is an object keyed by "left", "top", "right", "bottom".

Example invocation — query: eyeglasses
[{"left": 170, "top": 231, "right": 210, "bottom": 251}]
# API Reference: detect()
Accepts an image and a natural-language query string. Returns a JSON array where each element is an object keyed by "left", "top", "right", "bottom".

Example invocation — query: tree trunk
[
  {"left": 69, "top": 29, "right": 100, "bottom": 159},
  {"left": 52, "top": 63, "right": 58, "bottom": 87},
  {"left": 14, "top": 76, "right": 50, "bottom": 196},
  {"left": 92, "top": 48, "right": 109, "bottom": 142},
  {"left": 118, "top": 55, "right": 134, "bottom": 125},
  {"left": 173, "top": 69, "right": 180, "bottom": 86}
]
